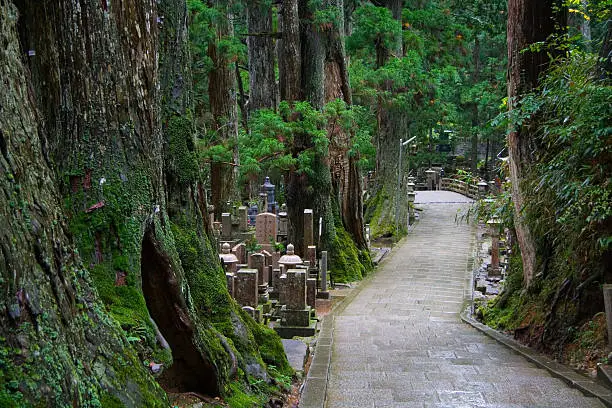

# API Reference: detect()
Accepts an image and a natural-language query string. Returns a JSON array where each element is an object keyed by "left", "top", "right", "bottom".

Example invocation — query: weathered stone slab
[
  {"left": 306, "top": 245, "right": 316, "bottom": 269},
  {"left": 234, "top": 269, "right": 258, "bottom": 307},
  {"left": 255, "top": 212, "right": 277, "bottom": 246},
  {"left": 285, "top": 269, "right": 306, "bottom": 310},
  {"left": 306, "top": 278, "right": 316, "bottom": 309},
  {"left": 248, "top": 253, "right": 266, "bottom": 285},
  {"left": 226, "top": 273, "right": 234, "bottom": 297},
  {"left": 221, "top": 212, "right": 232, "bottom": 239},
  {"left": 238, "top": 206, "right": 248, "bottom": 232},
  {"left": 281, "top": 306, "right": 311, "bottom": 327},
  {"left": 303, "top": 209, "right": 314, "bottom": 256}
]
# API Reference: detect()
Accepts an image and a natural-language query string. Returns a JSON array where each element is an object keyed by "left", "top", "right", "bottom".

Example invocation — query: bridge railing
[{"left": 440, "top": 178, "right": 479, "bottom": 199}]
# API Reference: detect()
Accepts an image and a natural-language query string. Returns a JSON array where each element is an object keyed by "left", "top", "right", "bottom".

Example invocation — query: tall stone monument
[
  {"left": 256, "top": 212, "right": 277, "bottom": 252},
  {"left": 303, "top": 209, "right": 314, "bottom": 256}
]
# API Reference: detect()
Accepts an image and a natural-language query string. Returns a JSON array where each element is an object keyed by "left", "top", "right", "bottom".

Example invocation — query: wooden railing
[{"left": 440, "top": 178, "right": 479, "bottom": 199}]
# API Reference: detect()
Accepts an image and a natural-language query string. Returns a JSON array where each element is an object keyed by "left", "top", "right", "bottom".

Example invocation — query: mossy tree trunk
[
  {"left": 3, "top": 0, "right": 290, "bottom": 403},
  {"left": 0, "top": 1, "right": 167, "bottom": 405},
  {"left": 507, "top": 0, "right": 565, "bottom": 286},
  {"left": 279, "top": 0, "right": 370, "bottom": 281},
  {"left": 323, "top": 0, "right": 367, "bottom": 250},
  {"left": 365, "top": 1, "right": 409, "bottom": 239}
]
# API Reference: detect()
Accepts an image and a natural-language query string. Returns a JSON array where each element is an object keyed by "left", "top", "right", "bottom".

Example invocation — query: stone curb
[{"left": 461, "top": 310, "right": 612, "bottom": 408}]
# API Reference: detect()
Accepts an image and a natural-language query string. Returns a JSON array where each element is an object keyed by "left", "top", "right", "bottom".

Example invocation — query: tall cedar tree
[{"left": 506, "top": 0, "right": 566, "bottom": 286}]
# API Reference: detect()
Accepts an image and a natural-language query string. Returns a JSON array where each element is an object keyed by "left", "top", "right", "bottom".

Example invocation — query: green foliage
[
  {"left": 324, "top": 99, "right": 376, "bottom": 169},
  {"left": 462, "top": 185, "right": 514, "bottom": 229},
  {"left": 511, "top": 52, "right": 611, "bottom": 254},
  {"left": 347, "top": 4, "right": 401, "bottom": 60},
  {"left": 239, "top": 100, "right": 375, "bottom": 182}
]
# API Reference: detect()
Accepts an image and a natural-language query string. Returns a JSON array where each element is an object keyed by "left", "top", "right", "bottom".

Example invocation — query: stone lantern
[
  {"left": 219, "top": 243, "right": 239, "bottom": 273},
  {"left": 407, "top": 191, "right": 416, "bottom": 225},
  {"left": 278, "top": 243, "right": 303, "bottom": 269},
  {"left": 487, "top": 218, "right": 502, "bottom": 275},
  {"left": 488, "top": 180, "right": 497, "bottom": 195},
  {"left": 261, "top": 176, "right": 276, "bottom": 213},
  {"left": 407, "top": 181, "right": 415, "bottom": 193},
  {"left": 425, "top": 169, "right": 436, "bottom": 190},
  {"left": 478, "top": 181, "right": 488, "bottom": 198}
]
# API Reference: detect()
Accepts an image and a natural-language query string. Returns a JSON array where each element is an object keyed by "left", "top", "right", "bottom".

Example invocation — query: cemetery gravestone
[
  {"left": 256, "top": 212, "right": 277, "bottom": 252},
  {"left": 234, "top": 269, "right": 258, "bottom": 308},
  {"left": 303, "top": 209, "right": 314, "bottom": 256}
]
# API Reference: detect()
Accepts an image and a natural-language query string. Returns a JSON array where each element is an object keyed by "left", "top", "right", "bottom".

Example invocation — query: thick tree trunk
[
  {"left": 209, "top": 4, "right": 239, "bottom": 219},
  {"left": 0, "top": 1, "right": 167, "bottom": 405},
  {"left": 368, "top": 101, "right": 409, "bottom": 237},
  {"left": 507, "top": 0, "right": 565, "bottom": 286},
  {"left": 284, "top": 0, "right": 330, "bottom": 255},
  {"left": 3, "top": 0, "right": 288, "bottom": 403},
  {"left": 279, "top": 0, "right": 302, "bottom": 102},
  {"left": 323, "top": 0, "right": 366, "bottom": 249},
  {"left": 299, "top": 0, "right": 325, "bottom": 109},
  {"left": 247, "top": 0, "right": 278, "bottom": 112},
  {"left": 470, "top": 36, "right": 480, "bottom": 173},
  {"left": 365, "top": 1, "right": 409, "bottom": 238}
]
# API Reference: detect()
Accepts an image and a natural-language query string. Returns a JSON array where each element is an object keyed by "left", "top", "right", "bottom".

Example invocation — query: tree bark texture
[
  {"left": 279, "top": 0, "right": 302, "bottom": 102},
  {"left": 365, "top": 2, "right": 409, "bottom": 238},
  {"left": 299, "top": 0, "right": 325, "bottom": 109},
  {"left": 247, "top": 0, "right": 278, "bottom": 112},
  {"left": 0, "top": 1, "right": 167, "bottom": 405},
  {"left": 2, "top": 0, "right": 285, "bottom": 402},
  {"left": 507, "top": 0, "right": 565, "bottom": 286},
  {"left": 367, "top": 101, "right": 409, "bottom": 237},
  {"left": 323, "top": 0, "right": 366, "bottom": 249},
  {"left": 209, "top": 3, "right": 239, "bottom": 219}
]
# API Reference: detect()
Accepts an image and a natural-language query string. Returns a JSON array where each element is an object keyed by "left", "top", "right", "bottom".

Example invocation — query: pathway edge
[
  {"left": 461, "top": 310, "right": 612, "bottom": 407},
  {"left": 299, "top": 234, "right": 411, "bottom": 408}
]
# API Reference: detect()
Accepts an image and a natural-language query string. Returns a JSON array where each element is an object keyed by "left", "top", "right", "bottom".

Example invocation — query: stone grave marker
[
  {"left": 306, "top": 245, "right": 316, "bottom": 269},
  {"left": 306, "top": 278, "right": 316, "bottom": 308},
  {"left": 238, "top": 206, "right": 248, "bottom": 232},
  {"left": 303, "top": 209, "right": 314, "bottom": 256},
  {"left": 221, "top": 213, "right": 232, "bottom": 239},
  {"left": 256, "top": 212, "right": 277, "bottom": 251},
  {"left": 248, "top": 253, "right": 266, "bottom": 285},
  {"left": 232, "top": 243, "right": 246, "bottom": 264},
  {"left": 234, "top": 269, "right": 258, "bottom": 307},
  {"left": 318, "top": 251, "right": 330, "bottom": 299}
]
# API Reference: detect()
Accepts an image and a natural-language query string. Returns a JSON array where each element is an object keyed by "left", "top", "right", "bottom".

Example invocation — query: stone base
[
  {"left": 316, "top": 291, "right": 330, "bottom": 299},
  {"left": 281, "top": 306, "right": 311, "bottom": 327},
  {"left": 274, "top": 320, "right": 317, "bottom": 339}
]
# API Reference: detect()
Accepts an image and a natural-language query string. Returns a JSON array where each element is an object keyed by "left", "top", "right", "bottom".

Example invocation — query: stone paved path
[{"left": 325, "top": 191, "right": 604, "bottom": 408}]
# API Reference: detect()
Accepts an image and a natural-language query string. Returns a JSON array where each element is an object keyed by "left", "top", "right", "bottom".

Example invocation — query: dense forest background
[{"left": 0, "top": 0, "right": 610, "bottom": 406}]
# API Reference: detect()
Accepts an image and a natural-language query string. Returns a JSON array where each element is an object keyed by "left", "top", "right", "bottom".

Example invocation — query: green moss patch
[{"left": 329, "top": 224, "right": 373, "bottom": 283}]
